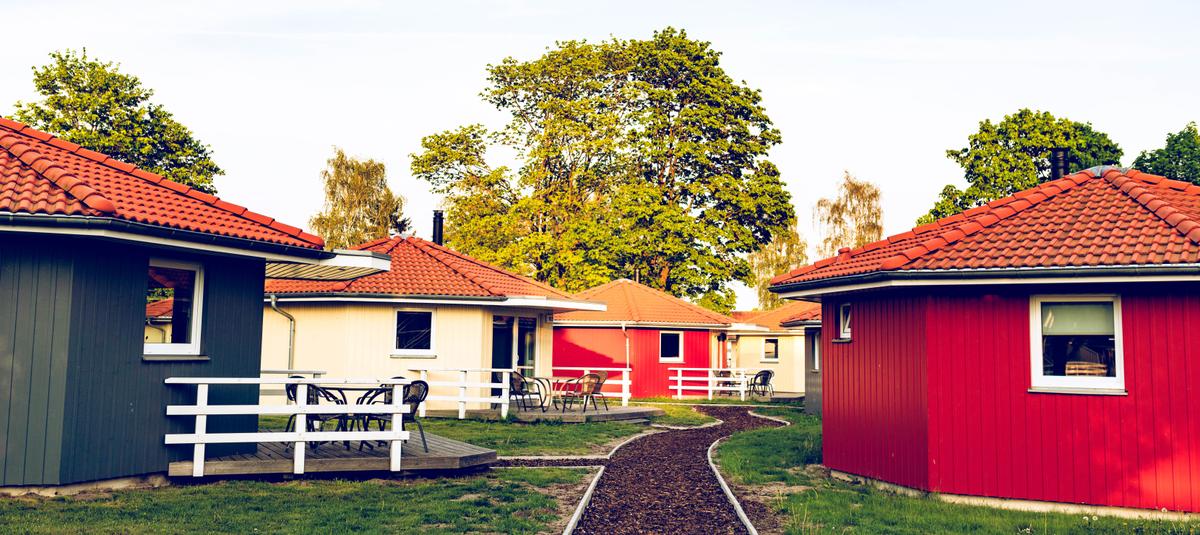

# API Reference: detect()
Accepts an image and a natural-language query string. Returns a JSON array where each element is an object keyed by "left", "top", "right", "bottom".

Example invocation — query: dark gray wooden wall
[
  {"left": 804, "top": 327, "right": 822, "bottom": 416},
  {"left": 0, "top": 234, "right": 263, "bottom": 486}
]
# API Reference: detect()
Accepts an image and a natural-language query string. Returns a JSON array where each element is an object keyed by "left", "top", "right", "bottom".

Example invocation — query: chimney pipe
[
  {"left": 1050, "top": 148, "right": 1068, "bottom": 180},
  {"left": 432, "top": 210, "right": 444, "bottom": 245}
]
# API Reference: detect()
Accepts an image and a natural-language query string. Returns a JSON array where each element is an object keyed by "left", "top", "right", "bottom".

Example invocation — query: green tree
[
  {"left": 748, "top": 223, "right": 808, "bottom": 310},
  {"left": 12, "top": 49, "right": 223, "bottom": 193},
  {"left": 310, "top": 148, "right": 409, "bottom": 250},
  {"left": 919, "top": 109, "right": 1122, "bottom": 224},
  {"left": 815, "top": 172, "right": 883, "bottom": 258},
  {"left": 412, "top": 28, "right": 794, "bottom": 311},
  {"left": 1133, "top": 122, "right": 1200, "bottom": 184}
]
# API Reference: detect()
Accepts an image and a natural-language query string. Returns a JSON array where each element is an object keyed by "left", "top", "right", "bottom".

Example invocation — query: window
[
  {"left": 144, "top": 259, "right": 204, "bottom": 355},
  {"left": 659, "top": 331, "right": 683, "bottom": 362},
  {"left": 394, "top": 310, "right": 434, "bottom": 354},
  {"left": 811, "top": 332, "right": 821, "bottom": 371},
  {"left": 516, "top": 317, "right": 537, "bottom": 369},
  {"left": 762, "top": 338, "right": 779, "bottom": 362},
  {"left": 1030, "top": 295, "right": 1124, "bottom": 392},
  {"left": 837, "top": 303, "right": 852, "bottom": 340}
]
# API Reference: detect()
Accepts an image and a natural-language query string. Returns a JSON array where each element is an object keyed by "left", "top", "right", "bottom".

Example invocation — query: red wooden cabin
[
  {"left": 771, "top": 168, "right": 1200, "bottom": 513},
  {"left": 552, "top": 279, "right": 734, "bottom": 397}
]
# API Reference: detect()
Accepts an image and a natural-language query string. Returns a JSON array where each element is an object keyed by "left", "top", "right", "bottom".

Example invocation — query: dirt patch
[{"left": 537, "top": 467, "right": 601, "bottom": 535}]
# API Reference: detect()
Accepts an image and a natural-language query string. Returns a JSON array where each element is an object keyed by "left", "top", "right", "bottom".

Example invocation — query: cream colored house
[
  {"left": 728, "top": 301, "right": 821, "bottom": 394},
  {"left": 261, "top": 236, "right": 603, "bottom": 411}
]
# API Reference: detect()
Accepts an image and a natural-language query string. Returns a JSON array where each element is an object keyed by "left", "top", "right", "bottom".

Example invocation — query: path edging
[
  {"left": 707, "top": 437, "right": 758, "bottom": 535},
  {"left": 563, "top": 466, "right": 605, "bottom": 535}
]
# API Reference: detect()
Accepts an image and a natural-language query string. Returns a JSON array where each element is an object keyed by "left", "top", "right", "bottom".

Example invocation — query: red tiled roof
[
  {"left": 771, "top": 169, "right": 1200, "bottom": 288},
  {"left": 0, "top": 117, "right": 323, "bottom": 249},
  {"left": 554, "top": 279, "right": 734, "bottom": 326},
  {"left": 737, "top": 301, "right": 822, "bottom": 330},
  {"left": 265, "top": 236, "right": 574, "bottom": 299},
  {"left": 146, "top": 298, "right": 173, "bottom": 319}
]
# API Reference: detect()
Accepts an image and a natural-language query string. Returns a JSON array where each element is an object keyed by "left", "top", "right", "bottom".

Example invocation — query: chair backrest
[
  {"left": 578, "top": 373, "right": 602, "bottom": 395},
  {"left": 753, "top": 370, "right": 773, "bottom": 385},
  {"left": 510, "top": 371, "right": 528, "bottom": 394},
  {"left": 404, "top": 380, "right": 430, "bottom": 413}
]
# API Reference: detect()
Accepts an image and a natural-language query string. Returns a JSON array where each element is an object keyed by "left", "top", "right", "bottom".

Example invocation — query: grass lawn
[
  {"left": 632, "top": 396, "right": 804, "bottom": 407},
  {"left": 716, "top": 408, "right": 1196, "bottom": 534},
  {"left": 645, "top": 403, "right": 717, "bottom": 427},
  {"left": 0, "top": 467, "right": 590, "bottom": 534},
  {"left": 260, "top": 415, "right": 645, "bottom": 456}
]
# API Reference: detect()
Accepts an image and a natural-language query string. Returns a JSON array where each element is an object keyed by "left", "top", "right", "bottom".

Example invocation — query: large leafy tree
[
  {"left": 1133, "top": 122, "right": 1200, "bottom": 184},
  {"left": 815, "top": 172, "right": 883, "bottom": 258},
  {"left": 412, "top": 28, "right": 794, "bottom": 312},
  {"left": 12, "top": 49, "right": 223, "bottom": 193},
  {"left": 919, "top": 109, "right": 1122, "bottom": 224},
  {"left": 748, "top": 223, "right": 808, "bottom": 310},
  {"left": 310, "top": 148, "right": 410, "bottom": 250}
]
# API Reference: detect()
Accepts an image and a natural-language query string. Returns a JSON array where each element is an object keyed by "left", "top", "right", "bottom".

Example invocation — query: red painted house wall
[
  {"left": 825, "top": 284, "right": 1200, "bottom": 512},
  {"left": 553, "top": 327, "right": 714, "bottom": 397},
  {"left": 820, "top": 294, "right": 930, "bottom": 490}
]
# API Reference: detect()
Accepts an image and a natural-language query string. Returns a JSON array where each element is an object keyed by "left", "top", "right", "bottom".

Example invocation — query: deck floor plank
[{"left": 168, "top": 432, "right": 495, "bottom": 477}]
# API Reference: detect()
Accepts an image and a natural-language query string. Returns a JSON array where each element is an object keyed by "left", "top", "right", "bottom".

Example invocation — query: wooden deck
[{"left": 168, "top": 433, "right": 495, "bottom": 477}]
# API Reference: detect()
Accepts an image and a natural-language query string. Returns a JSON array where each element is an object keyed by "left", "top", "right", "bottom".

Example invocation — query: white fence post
[
  {"left": 739, "top": 372, "right": 747, "bottom": 401},
  {"left": 192, "top": 384, "right": 208, "bottom": 477},
  {"left": 294, "top": 383, "right": 307, "bottom": 474},
  {"left": 707, "top": 369, "right": 715, "bottom": 400},
  {"left": 458, "top": 370, "right": 468, "bottom": 419},
  {"left": 418, "top": 370, "right": 428, "bottom": 418},
  {"left": 500, "top": 370, "right": 511, "bottom": 419},
  {"left": 622, "top": 369, "right": 630, "bottom": 406},
  {"left": 390, "top": 383, "right": 404, "bottom": 471},
  {"left": 675, "top": 370, "right": 683, "bottom": 400}
]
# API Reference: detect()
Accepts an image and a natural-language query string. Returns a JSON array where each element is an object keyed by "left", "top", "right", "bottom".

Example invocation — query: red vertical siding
[
  {"left": 553, "top": 327, "right": 714, "bottom": 397},
  {"left": 919, "top": 285, "right": 1200, "bottom": 512},
  {"left": 822, "top": 293, "right": 930, "bottom": 489}
]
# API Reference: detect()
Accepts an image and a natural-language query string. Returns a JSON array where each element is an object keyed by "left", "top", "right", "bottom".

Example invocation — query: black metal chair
[
  {"left": 360, "top": 379, "right": 429, "bottom": 453},
  {"left": 749, "top": 370, "right": 775, "bottom": 398},
  {"left": 284, "top": 377, "right": 347, "bottom": 450},
  {"left": 510, "top": 371, "right": 547, "bottom": 412},
  {"left": 560, "top": 373, "right": 603, "bottom": 413}
]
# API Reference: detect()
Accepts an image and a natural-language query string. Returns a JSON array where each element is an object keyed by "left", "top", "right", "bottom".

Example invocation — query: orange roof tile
[
  {"left": 0, "top": 117, "right": 323, "bottom": 249},
  {"left": 771, "top": 168, "right": 1200, "bottom": 290},
  {"left": 737, "top": 301, "right": 822, "bottom": 330},
  {"left": 265, "top": 236, "right": 574, "bottom": 299},
  {"left": 555, "top": 279, "right": 734, "bottom": 326},
  {"left": 146, "top": 298, "right": 173, "bottom": 319}
]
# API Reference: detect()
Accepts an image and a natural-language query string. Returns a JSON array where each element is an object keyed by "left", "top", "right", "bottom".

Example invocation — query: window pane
[
  {"left": 1041, "top": 335, "right": 1117, "bottom": 377},
  {"left": 517, "top": 317, "right": 537, "bottom": 368},
  {"left": 764, "top": 339, "right": 779, "bottom": 360},
  {"left": 660, "top": 333, "right": 681, "bottom": 360},
  {"left": 146, "top": 265, "right": 196, "bottom": 344},
  {"left": 396, "top": 311, "right": 432, "bottom": 350},
  {"left": 1041, "top": 302, "right": 1114, "bottom": 335}
]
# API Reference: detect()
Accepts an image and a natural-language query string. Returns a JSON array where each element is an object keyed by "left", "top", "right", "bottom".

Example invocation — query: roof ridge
[
  {"left": 0, "top": 116, "right": 324, "bottom": 248},
  {"left": 873, "top": 171, "right": 1096, "bottom": 271},
  {"left": 0, "top": 130, "right": 117, "bottom": 214},
  {"left": 620, "top": 280, "right": 642, "bottom": 323},
  {"left": 1107, "top": 169, "right": 1200, "bottom": 244},
  {"left": 409, "top": 236, "right": 571, "bottom": 298},
  {"left": 407, "top": 237, "right": 503, "bottom": 297},
  {"left": 623, "top": 279, "right": 734, "bottom": 324}
]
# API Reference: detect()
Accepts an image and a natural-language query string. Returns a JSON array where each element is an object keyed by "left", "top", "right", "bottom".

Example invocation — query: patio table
[{"left": 531, "top": 376, "right": 577, "bottom": 409}]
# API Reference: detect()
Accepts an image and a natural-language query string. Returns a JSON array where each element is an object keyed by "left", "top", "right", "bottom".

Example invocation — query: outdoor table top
[{"left": 532, "top": 376, "right": 577, "bottom": 382}]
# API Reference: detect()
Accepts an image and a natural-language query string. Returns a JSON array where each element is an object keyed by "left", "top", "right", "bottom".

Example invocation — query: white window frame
[
  {"left": 659, "top": 331, "right": 685, "bottom": 363},
  {"left": 1029, "top": 294, "right": 1125, "bottom": 393},
  {"left": 143, "top": 259, "right": 205, "bottom": 356},
  {"left": 392, "top": 308, "right": 436, "bottom": 356},
  {"left": 838, "top": 303, "right": 852, "bottom": 340},
  {"left": 761, "top": 338, "right": 780, "bottom": 363},
  {"left": 812, "top": 332, "right": 821, "bottom": 371}
]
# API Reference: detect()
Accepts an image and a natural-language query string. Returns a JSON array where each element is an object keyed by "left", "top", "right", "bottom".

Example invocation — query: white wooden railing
[
  {"left": 164, "top": 377, "right": 410, "bottom": 477},
  {"left": 668, "top": 368, "right": 760, "bottom": 400},
  {"left": 551, "top": 367, "right": 633, "bottom": 406},
  {"left": 406, "top": 367, "right": 512, "bottom": 419}
]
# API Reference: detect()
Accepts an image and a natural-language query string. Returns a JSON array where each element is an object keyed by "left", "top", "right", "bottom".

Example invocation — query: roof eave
[
  {"left": 771, "top": 264, "right": 1200, "bottom": 299},
  {"left": 265, "top": 292, "right": 605, "bottom": 311},
  {"left": 552, "top": 320, "right": 731, "bottom": 329}
]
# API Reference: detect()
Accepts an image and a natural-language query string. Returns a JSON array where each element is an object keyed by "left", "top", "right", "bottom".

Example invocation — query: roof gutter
[
  {"left": 771, "top": 264, "right": 1200, "bottom": 299},
  {"left": 266, "top": 293, "right": 606, "bottom": 311}
]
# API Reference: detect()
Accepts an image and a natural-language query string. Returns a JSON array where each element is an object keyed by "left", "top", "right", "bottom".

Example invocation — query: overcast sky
[{"left": 4, "top": 0, "right": 1199, "bottom": 309}]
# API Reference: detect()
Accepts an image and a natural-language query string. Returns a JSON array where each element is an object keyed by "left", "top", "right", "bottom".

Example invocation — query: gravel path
[{"left": 501, "top": 406, "right": 782, "bottom": 534}]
